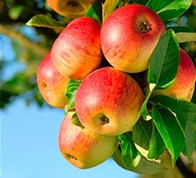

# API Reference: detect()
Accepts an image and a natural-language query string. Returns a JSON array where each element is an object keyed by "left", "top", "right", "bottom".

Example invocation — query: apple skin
[
  {"left": 47, "top": 0, "right": 95, "bottom": 18},
  {"left": 37, "top": 52, "right": 70, "bottom": 108},
  {"left": 58, "top": 111, "right": 118, "bottom": 169},
  {"left": 154, "top": 49, "right": 196, "bottom": 101},
  {"left": 51, "top": 17, "right": 103, "bottom": 80},
  {"left": 75, "top": 67, "right": 144, "bottom": 136},
  {"left": 100, "top": 4, "right": 165, "bottom": 73}
]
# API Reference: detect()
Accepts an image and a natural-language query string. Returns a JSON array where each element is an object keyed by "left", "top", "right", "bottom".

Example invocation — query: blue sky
[
  {"left": 0, "top": 33, "right": 139, "bottom": 178},
  {"left": 1, "top": 99, "right": 139, "bottom": 178}
]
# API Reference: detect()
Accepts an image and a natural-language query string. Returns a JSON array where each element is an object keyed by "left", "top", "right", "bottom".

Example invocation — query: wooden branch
[{"left": 0, "top": 24, "right": 49, "bottom": 57}]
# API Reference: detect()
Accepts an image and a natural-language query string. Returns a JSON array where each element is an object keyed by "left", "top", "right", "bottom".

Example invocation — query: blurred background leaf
[{"left": 0, "top": 0, "right": 62, "bottom": 109}]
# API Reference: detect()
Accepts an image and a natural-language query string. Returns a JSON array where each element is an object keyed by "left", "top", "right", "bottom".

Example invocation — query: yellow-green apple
[
  {"left": 75, "top": 67, "right": 144, "bottom": 136},
  {"left": 37, "top": 52, "right": 70, "bottom": 108},
  {"left": 51, "top": 17, "right": 103, "bottom": 80},
  {"left": 100, "top": 4, "right": 165, "bottom": 73},
  {"left": 59, "top": 111, "right": 118, "bottom": 169},
  {"left": 47, "top": 0, "right": 95, "bottom": 18},
  {"left": 154, "top": 49, "right": 196, "bottom": 101}
]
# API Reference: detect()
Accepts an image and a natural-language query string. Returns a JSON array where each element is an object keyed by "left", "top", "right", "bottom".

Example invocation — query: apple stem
[
  {"left": 140, "top": 21, "right": 152, "bottom": 33},
  {"left": 100, "top": 115, "right": 109, "bottom": 124},
  {"left": 66, "top": 153, "right": 77, "bottom": 161},
  {"left": 67, "top": 1, "right": 79, "bottom": 7}
]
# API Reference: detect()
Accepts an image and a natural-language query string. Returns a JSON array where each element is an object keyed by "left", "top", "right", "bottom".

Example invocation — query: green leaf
[
  {"left": 142, "top": 29, "right": 179, "bottom": 117},
  {"left": 71, "top": 113, "right": 84, "bottom": 128},
  {"left": 147, "top": 124, "right": 166, "bottom": 159},
  {"left": 103, "top": 0, "right": 119, "bottom": 21},
  {"left": 133, "top": 0, "right": 148, "bottom": 5},
  {"left": 157, "top": 0, "right": 192, "bottom": 22},
  {"left": 139, "top": 83, "right": 156, "bottom": 117},
  {"left": 9, "top": 5, "right": 24, "bottom": 20},
  {"left": 176, "top": 32, "right": 196, "bottom": 43},
  {"left": 118, "top": 133, "right": 141, "bottom": 168},
  {"left": 152, "top": 95, "right": 196, "bottom": 127},
  {"left": 177, "top": 100, "right": 196, "bottom": 123},
  {"left": 152, "top": 106, "right": 185, "bottom": 165},
  {"left": 148, "top": 29, "right": 179, "bottom": 89},
  {"left": 167, "top": 26, "right": 192, "bottom": 33},
  {"left": 191, "top": 90, "right": 196, "bottom": 104},
  {"left": 132, "top": 119, "right": 153, "bottom": 151},
  {"left": 182, "top": 119, "right": 195, "bottom": 163},
  {"left": 114, "top": 0, "right": 132, "bottom": 7},
  {"left": 177, "top": 101, "right": 195, "bottom": 162},
  {"left": 112, "top": 147, "right": 167, "bottom": 175},
  {"left": 26, "top": 14, "right": 69, "bottom": 30},
  {"left": 85, "top": 0, "right": 103, "bottom": 23},
  {"left": 152, "top": 95, "right": 196, "bottom": 162},
  {"left": 64, "top": 80, "right": 81, "bottom": 113},
  {"left": 146, "top": 0, "right": 175, "bottom": 13}
]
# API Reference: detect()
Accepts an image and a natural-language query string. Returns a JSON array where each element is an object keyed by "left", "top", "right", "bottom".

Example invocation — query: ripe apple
[
  {"left": 51, "top": 17, "right": 103, "bottom": 80},
  {"left": 37, "top": 52, "right": 70, "bottom": 108},
  {"left": 75, "top": 67, "right": 144, "bottom": 136},
  {"left": 154, "top": 49, "right": 196, "bottom": 101},
  {"left": 47, "top": 0, "right": 95, "bottom": 18},
  {"left": 100, "top": 4, "right": 165, "bottom": 73},
  {"left": 59, "top": 111, "right": 118, "bottom": 169}
]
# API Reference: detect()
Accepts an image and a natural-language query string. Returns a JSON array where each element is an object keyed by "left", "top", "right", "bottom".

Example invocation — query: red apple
[
  {"left": 154, "top": 49, "right": 196, "bottom": 101},
  {"left": 100, "top": 4, "right": 165, "bottom": 73},
  {"left": 37, "top": 52, "right": 70, "bottom": 108},
  {"left": 51, "top": 17, "right": 103, "bottom": 80},
  {"left": 47, "top": 0, "right": 95, "bottom": 18},
  {"left": 75, "top": 67, "right": 144, "bottom": 136},
  {"left": 59, "top": 111, "right": 118, "bottom": 169}
]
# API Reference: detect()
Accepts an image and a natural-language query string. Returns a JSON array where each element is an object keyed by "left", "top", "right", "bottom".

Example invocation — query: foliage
[{"left": 0, "top": 0, "right": 196, "bottom": 176}]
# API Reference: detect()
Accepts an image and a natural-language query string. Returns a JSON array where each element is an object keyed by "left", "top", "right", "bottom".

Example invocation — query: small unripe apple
[
  {"left": 75, "top": 67, "right": 144, "bottom": 136},
  {"left": 51, "top": 17, "right": 103, "bottom": 80},
  {"left": 47, "top": 0, "right": 95, "bottom": 18},
  {"left": 37, "top": 52, "right": 69, "bottom": 108},
  {"left": 101, "top": 4, "right": 165, "bottom": 73},
  {"left": 154, "top": 49, "right": 196, "bottom": 101},
  {"left": 59, "top": 111, "right": 118, "bottom": 169}
]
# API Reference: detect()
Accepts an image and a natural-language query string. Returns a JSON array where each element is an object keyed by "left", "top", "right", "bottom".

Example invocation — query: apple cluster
[{"left": 37, "top": 3, "right": 196, "bottom": 169}]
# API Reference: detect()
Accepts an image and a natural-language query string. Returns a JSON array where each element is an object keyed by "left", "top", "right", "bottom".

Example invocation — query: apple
[
  {"left": 75, "top": 67, "right": 144, "bottom": 136},
  {"left": 47, "top": 0, "right": 95, "bottom": 18},
  {"left": 100, "top": 4, "right": 165, "bottom": 73},
  {"left": 37, "top": 52, "right": 70, "bottom": 108},
  {"left": 51, "top": 17, "right": 103, "bottom": 80},
  {"left": 154, "top": 49, "right": 196, "bottom": 101},
  {"left": 58, "top": 111, "right": 118, "bottom": 169}
]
